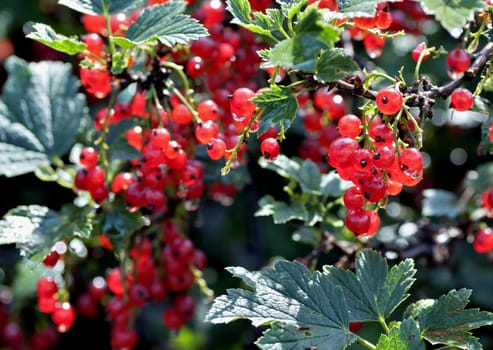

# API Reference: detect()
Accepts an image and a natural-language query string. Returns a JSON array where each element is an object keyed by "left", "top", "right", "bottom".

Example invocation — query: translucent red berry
[
  {"left": 447, "top": 48, "right": 470, "bottom": 78},
  {"left": 376, "top": 87, "right": 403, "bottom": 115},
  {"left": 450, "top": 88, "right": 473, "bottom": 111},
  {"left": 260, "top": 137, "right": 280, "bottom": 161},
  {"left": 473, "top": 228, "right": 493, "bottom": 253}
]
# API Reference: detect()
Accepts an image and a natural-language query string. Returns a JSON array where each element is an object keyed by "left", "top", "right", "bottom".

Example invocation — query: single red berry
[
  {"left": 197, "top": 99, "right": 219, "bottom": 121},
  {"left": 230, "top": 87, "right": 257, "bottom": 122},
  {"left": 42, "top": 250, "right": 60, "bottom": 267},
  {"left": 260, "top": 137, "right": 281, "bottom": 161},
  {"left": 338, "top": 114, "right": 362, "bottom": 139},
  {"left": 447, "top": 48, "right": 470, "bottom": 78},
  {"left": 345, "top": 208, "right": 371, "bottom": 235},
  {"left": 79, "top": 147, "right": 99, "bottom": 168},
  {"left": 450, "top": 88, "right": 474, "bottom": 111},
  {"left": 51, "top": 302, "right": 76, "bottom": 333},
  {"left": 353, "top": 16, "right": 377, "bottom": 30},
  {"left": 473, "top": 228, "right": 493, "bottom": 253},
  {"left": 207, "top": 138, "right": 226, "bottom": 160},
  {"left": 376, "top": 87, "right": 403, "bottom": 115},
  {"left": 349, "top": 321, "right": 364, "bottom": 332},
  {"left": 411, "top": 42, "right": 429, "bottom": 62}
]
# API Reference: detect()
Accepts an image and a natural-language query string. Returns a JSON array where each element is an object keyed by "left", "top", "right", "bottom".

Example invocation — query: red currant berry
[
  {"left": 207, "top": 138, "right": 226, "bottom": 160},
  {"left": 449, "top": 88, "right": 474, "bottom": 111},
  {"left": 338, "top": 114, "right": 362, "bottom": 139},
  {"left": 473, "top": 228, "right": 493, "bottom": 253},
  {"left": 51, "top": 302, "right": 76, "bottom": 333},
  {"left": 411, "top": 42, "right": 429, "bottom": 62},
  {"left": 79, "top": 147, "right": 99, "bottom": 168},
  {"left": 345, "top": 208, "right": 371, "bottom": 235},
  {"left": 376, "top": 87, "right": 403, "bottom": 115},
  {"left": 447, "top": 48, "right": 470, "bottom": 78},
  {"left": 260, "top": 137, "right": 281, "bottom": 161}
]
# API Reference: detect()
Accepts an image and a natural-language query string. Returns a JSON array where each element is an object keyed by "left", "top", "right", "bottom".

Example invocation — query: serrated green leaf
[
  {"left": 421, "top": 189, "right": 459, "bottom": 218},
  {"left": 26, "top": 23, "right": 86, "bottom": 55},
  {"left": 0, "top": 205, "right": 60, "bottom": 259},
  {"left": 268, "top": 8, "right": 339, "bottom": 72},
  {"left": 419, "top": 289, "right": 493, "bottom": 349},
  {"left": 58, "top": 0, "right": 147, "bottom": 15},
  {"left": 226, "top": 0, "right": 254, "bottom": 26},
  {"left": 403, "top": 299, "right": 435, "bottom": 320},
  {"left": 298, "top": 159, "right": 321, "bottom": 194},
  {"left": 101, "top": 201, "right": 145, "bottom": 238},
  {"left": 0, "top": 203, "right": 95, "bottom": 260},
  {"left": 338, "top": 0, "right": 404, "bottom": 17},
  {"left": 252, "top": 85, "right": 298, "bottom": 136},
  {"left": 59, "top": 204, "right": 95, "bottom": 239},
  {"left": 205, "top": 260, "right": 357, "bottom": 349},
  {"left": 320, "top": 171, "right": 351, "bottom": 197},
  {"left": 0, "top": 56, "right": 86, "bottom": 177},
  {"left": 315, "top": 48, "right": 359, "bottom": 83},
  {"left": 324, "top": 250, "right": 416, "bottom": 321},
  {"left": 376, "top": 318, "right": 425, "bottom": 350},
  {"left": 418, "top": 0, "right": 485, "bottom": 37},
  {"left": 276, "top": 0, "right": 309, "bottom": 19},
  {"left": 123, "top": 1, "right": 208, "bottom": 48},
  {"left": 255, "top": 195, "right": 307, "bottom": 224},
  {"left": 258, "top": 155, "right": 301, "bottom": 181},
  {"left": 111, "top": 52, "right": 130, "bottom": 75}
]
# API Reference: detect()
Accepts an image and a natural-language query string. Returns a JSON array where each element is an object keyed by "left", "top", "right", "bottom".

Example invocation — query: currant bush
[{"left": 0, "top": 0, "right": 493, "bottom": 349}]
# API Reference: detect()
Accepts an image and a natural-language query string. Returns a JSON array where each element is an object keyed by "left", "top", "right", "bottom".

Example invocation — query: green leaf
[
  {"left": 258, "top": 155, "right": 301, "bottom": 181},
  {"left": 324, "top": 250, "right": 416, "bottom": 321},
  {"left": 268, "top": 7, "right": 339, "bottom": 72},
  {"left": 226, "top": 0, "right": 272, "bottom": 36},
  {"left": 315, "top": 48, "right": 359, "bottom": 83},
  {"left": 277, "top": 0, "right": 309, "bottom": 19},
  {"left": 255, "top": 195, "right": 307, "bottom": 224},
  {"left": 298, "top": 159, "right": 321, "bottom": 194},
  {"left": 122, "top": 1, "right": 208, "bottom": 48},
  {"left": 320, "top": 171, "right": 351, "bottom": 197},
  {"left": 418, "top": 0, "right": 485, "bottom": 37},
  {"left": 252, "top": 85, "right": 298, "bottom": 136},
  {"left": 58, "top": 0, "right": 147, "bottom": 15},
  {"left": 26, "top": 23, "right": 86, "bottom": 55},
  {"left": 110, "top": 52, "right": 130, "bottom": 75},
  {"left": 58, "top": 204, "right": 95, "bottom": 239},
  {"left": 376, "top": 318, "right": 425, "bottom": 350},
  {"left": 0, "top": 205, "right": 60, "bottom": 259},
  {"left": 101, "top": 201, "right": 145, "bottom": 238},
  {"left": 205, "top": 260, "right": 358, "bottom": 350},
  {"left": 338, "top": 0, "right": 404, "bottom": 17},
  {"left": 421, "top": 189, "right": 459, "bottom": 218},
  {"left": 0, "top": 56, "right": 86, "bottom": 177},
  {"left": 0, "top": 204, "right": 95, "bottom": 260},
  {"left": 419, "top": 289, "right": 493, "bottom": 349}
]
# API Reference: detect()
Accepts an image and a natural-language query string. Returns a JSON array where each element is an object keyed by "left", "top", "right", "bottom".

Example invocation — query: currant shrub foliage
[
  {"left": 206, "top": 250, "right": 493, "bottom": 350},
  {"left": 0, "top": 0, "right": 492, "bottom": 348}
]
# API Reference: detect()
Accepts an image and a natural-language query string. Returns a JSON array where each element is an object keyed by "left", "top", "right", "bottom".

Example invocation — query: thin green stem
[
  {"left": 191, "top": 265, "right": 214, "bottom": 301},
  {"left": 82, "top": 50, "right": 107, "bottom": 65},
  {"left": 166, "top": 83, "right": 199, "bottom": 123},
  {"left": 221, "top": 111, "right": 259, "bottom": 175},
  {"left": 162, "top": 61, "right": 190, "bottom": 93},
  {"left": 357, "top": 336, "right": 377, "bottom": 350},
  {"left": 94, "top": 89, "right": 119, "bottom": 170},
  {"left": 379, "top": 316, "right": 390, "bottom": 334},
  {"left": 101, "top": 0, "right": 116, "bottom": 57},
  {"left": 467, "top": 11, "right": 489, "bottom": 53}
]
